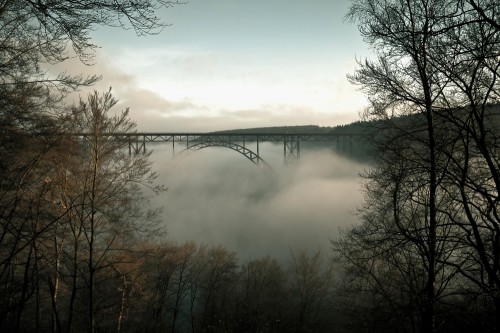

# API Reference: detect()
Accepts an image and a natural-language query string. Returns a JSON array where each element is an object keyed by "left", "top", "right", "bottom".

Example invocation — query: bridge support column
[
  {"left": 284, "top": 135, "right": 300, "bottom": 164},
  {"left": 128, "top": 135, "right": 146, "bottom": 155}
]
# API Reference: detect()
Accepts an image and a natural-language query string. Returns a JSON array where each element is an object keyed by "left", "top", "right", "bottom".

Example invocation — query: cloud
[{"left": 47, "top": 48, "right": 366, "bottom": 132}]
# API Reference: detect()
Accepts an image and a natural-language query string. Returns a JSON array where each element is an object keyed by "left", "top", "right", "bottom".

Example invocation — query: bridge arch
[{"left": 178, "top": 141, "right": 272, "bottom": 170}]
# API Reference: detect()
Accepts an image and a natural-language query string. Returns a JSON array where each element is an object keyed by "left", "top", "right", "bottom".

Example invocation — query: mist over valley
[{"left": 149, "top": 133, "right": 368, "bottom": 262}]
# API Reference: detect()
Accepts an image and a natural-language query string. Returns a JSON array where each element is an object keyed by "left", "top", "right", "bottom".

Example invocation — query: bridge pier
[
  {"left": 284, "top": 135, "right": 300, "bottom": 164},
  {"left": 336, "top": 135, "right": 353, "bottom": 150},
  {"left": 128, "top": 135, "right": 146, "bottom": 155}
]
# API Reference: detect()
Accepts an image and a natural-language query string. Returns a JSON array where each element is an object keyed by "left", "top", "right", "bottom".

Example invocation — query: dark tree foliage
[{"left": 335, "top": 0, "right": 500, "bottom": 332}]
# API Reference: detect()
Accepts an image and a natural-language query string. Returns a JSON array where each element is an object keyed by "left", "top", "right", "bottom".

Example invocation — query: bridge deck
[
  {"left": 102, "top": 132, "right": 361, "bottom": 143},
  {"left": 72, "top": 132, "right": 363, "bottom": 164}
]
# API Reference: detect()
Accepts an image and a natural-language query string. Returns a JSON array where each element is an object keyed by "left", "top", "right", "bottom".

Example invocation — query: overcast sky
[{"left": 76, "top": 0, "right": 370, "bottom": 132}]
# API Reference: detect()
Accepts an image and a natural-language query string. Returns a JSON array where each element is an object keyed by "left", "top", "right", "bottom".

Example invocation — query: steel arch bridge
[
  {"left": 177, "top": 141, "right": 273, "bottom": 170},
  {"left": 93, "top": 131, "right": 362, "bottom": 167}
]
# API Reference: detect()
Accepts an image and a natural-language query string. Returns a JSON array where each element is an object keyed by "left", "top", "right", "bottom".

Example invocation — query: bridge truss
[{"left": 116, "top": 132, "right": 358, "bottom": 164}]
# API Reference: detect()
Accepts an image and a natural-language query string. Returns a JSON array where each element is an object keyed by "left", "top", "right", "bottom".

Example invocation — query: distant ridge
[
  {"left": 212, "top": 121, "right": 370, "bottom": 135},
  {"left": 211, "top": 103, "right": 500, "bottom": 136}
]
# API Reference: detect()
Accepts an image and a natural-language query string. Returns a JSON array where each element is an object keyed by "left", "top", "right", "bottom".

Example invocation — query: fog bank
[{"left": 150, "top": 142, "right": 366, "bottom": 262}]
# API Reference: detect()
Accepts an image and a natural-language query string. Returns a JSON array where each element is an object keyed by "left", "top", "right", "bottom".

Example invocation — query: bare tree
[
  {"left": 426, "top": 2, "right": 500, "bottom": 323},
  {"left": 345, "top": 1, "right": 458, "bottom": 330},
  {"left": 0, "top": 1, "right": 179, "bottom": 329},
  {"left": 235, "top": 256, "right": 287, "bottom": 332},
  {"left": 288, "top": 249, "right": 334, "bottom": 332},
  {"left": 469, "top": 0, "right": 500, "bottom": 31},
  {"left": 334, "top": 117, "right": 464, "bottom": 331},
  {"left": 344, "top": 0, "right": 500, "bottom": 330},
  {"left": 57, "top": 89, "right": 165, "bottom": 333},
  {"left": 197, "top": 245, "right": 238, "bottom": 332},
  {"left": 0, "top": 0, "right": 180, "bottom": 90}
]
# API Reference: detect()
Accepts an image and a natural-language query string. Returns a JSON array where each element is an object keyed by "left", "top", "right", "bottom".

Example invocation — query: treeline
[
  {"left": 214, "top": 125, "right": 329, "bottom": 134},
  {"left": 1, "top": 235, "right": 338, "bottom": 332},
  {"left": 214, "top": 123, "right": 373, "bottom": 136}
]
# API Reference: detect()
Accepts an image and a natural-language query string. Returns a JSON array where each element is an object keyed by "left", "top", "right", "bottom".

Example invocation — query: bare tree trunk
[
  {"left": 88, "top": 114, "right": 100, "bottom": 333},
  {"left": 88, "top": 230, "right": 95, "bottom": 333},
  {"left": 117, "top": 275, "right": 127, "bottom": 333},
  {"left": 423, "top": 105, "right": 437, "bottom": 333},
  {"left": 34, "top": 251, "right": 40, "bottom": 333},
  {"left": 49, "top": 233, "right": 63, "bottom": 333},
  {"left": 15, "top": 246, "right": 33, "bottom": 333},
  {"left": 67, "top": 230, "right": 81, "bottom": 333},
  {"left": 190, "top": 287, "right": 198, "bottom": 333},
  {"left": 414, "top": 9, "right": 437, "bottom": 331},
  {"left": 495, "top": 298, "right": 500, "bottom": 333},
  {"left": 172, "top": 256, "right": 190, "bottom": 333}
]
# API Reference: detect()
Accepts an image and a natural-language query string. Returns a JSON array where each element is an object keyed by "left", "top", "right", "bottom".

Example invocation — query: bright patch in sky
[{"left": 84, "top": 0, "right": 370, "bottom": 131}]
